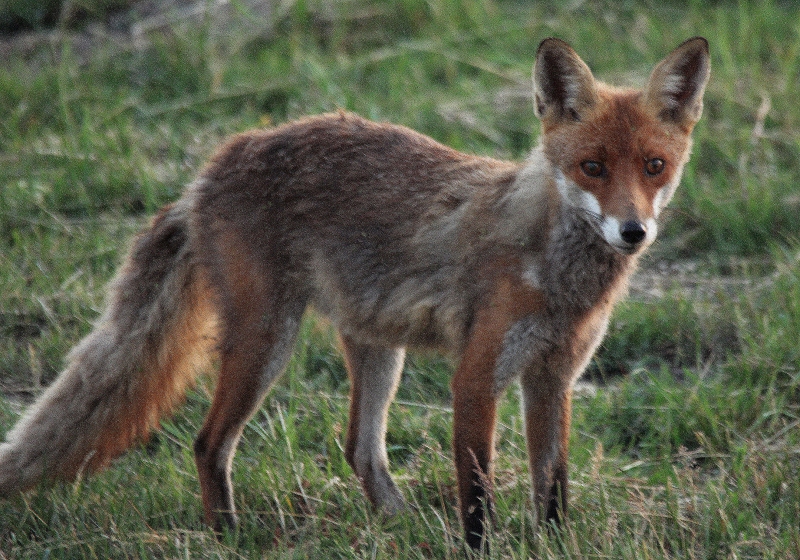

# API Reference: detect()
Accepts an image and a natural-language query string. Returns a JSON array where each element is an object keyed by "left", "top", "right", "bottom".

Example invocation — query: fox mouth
[{"left": 609, "top": 242, "right": 643, "bottom": 256}]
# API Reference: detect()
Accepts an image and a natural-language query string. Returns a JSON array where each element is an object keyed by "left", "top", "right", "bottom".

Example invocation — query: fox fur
[{"left": 0, "top": 37, "right": 709, "bottom": 550}]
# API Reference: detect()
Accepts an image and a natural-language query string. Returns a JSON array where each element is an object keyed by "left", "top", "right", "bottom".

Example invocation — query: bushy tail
[{"left": 0, "top": 199, "right": 215, "bottom": 495}]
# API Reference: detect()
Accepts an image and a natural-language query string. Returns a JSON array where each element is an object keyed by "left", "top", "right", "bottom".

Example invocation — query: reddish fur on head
[{"left": 544, "top": 88, "right": 691, "bottom": 222}]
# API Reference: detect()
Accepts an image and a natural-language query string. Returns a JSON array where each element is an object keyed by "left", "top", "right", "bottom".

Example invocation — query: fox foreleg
[
  {"left": 520, "top": 371, "right": 572, "bottom": 526},
  {"left": 452, "top": 368, "right": 498, "bottom": 552}
]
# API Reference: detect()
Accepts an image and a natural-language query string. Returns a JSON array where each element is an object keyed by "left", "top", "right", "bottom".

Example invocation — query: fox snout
[
  {"left": 600, "top": 214, "right": 657, "bottom": 255},
  {"left": 554, "top": 171, "right": 660, "bottom": 255},
  {"left": 620, "top": 220, "right": 647, "bottom": 245},
  {"left": 614, "top": 218, "right": 654, "bottom": 255}
]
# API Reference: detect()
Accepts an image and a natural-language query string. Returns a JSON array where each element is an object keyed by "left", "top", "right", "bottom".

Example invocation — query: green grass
[{"left": 2, "top": 0, "right": 800, "bottom": 557}]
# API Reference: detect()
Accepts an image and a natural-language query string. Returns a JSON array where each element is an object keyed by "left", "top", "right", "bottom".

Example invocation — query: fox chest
[{"left": 490, "top": 287, "right": 616, "bottom": 395}]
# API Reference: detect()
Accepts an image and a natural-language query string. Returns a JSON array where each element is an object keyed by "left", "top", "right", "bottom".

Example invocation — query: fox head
[{"left": 533, "top": 37, "right": 710, "bottom": 255}]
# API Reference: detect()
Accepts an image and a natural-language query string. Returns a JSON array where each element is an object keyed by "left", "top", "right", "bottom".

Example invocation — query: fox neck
[
  {"left": 491, "top": 149, "right": 638, "bottom": 312},
  {"left": 542, "top": 202, "right": 636, "bottom": 311}
]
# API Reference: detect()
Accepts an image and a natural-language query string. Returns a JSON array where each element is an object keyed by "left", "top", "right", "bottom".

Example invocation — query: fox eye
[
  {"left": 645, "top": 158, "right": 665, "bottom": 176},
  {"left": 581, "top": 161, "right": 606, "bottom": 178}
]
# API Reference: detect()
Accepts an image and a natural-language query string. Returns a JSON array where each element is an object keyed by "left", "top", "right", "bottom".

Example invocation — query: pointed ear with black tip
[
  {"left": 644, "top": 37, "right": 711, "bottom": 128},
  {"left": 533, "top": 38, "right": 599, "bottom": 124}
]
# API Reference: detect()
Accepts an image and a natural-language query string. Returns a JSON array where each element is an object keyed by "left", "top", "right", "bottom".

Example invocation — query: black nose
[{"left": 620, "top": 220, "right": 647, "bottom": 245}]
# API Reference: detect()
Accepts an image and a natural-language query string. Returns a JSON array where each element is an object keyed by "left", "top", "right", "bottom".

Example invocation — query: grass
[{"left": 1, "top": 0, "right": 800, "bottom": 557}]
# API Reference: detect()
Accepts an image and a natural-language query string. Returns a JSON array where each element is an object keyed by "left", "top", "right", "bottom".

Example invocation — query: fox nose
[{"left": 620, "top": 220, "right": 647, "bottom": 245}]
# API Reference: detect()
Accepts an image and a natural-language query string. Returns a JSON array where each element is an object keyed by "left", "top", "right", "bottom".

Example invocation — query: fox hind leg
[
  {"left": 194, "top": 297, "right": 305, "bottom": 533},
  {"left": 340, "top": 336, "right": 406, "bottom": 514}
]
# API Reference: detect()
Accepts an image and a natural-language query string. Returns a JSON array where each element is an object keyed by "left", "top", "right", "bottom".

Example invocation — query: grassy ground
[{"left": 1, "top": 0, "right": 800, "bottom": 557}]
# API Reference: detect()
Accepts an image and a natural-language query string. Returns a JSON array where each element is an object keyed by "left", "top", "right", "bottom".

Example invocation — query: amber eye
[
  {"left": 645, "top": 158, "right": 665, "bottom": 176},
  {"left": 581, "top": 161, "right": 606, "bottom": 178}
]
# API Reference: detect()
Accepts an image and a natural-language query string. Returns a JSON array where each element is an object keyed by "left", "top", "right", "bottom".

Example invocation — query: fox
[{"left": 0, "top": 37, "right": 709, "bottom": 549}]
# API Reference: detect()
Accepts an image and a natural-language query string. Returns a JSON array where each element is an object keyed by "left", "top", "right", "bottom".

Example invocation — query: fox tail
[{"left": 0, "top": 198, "right": 215, "bottom": 495}]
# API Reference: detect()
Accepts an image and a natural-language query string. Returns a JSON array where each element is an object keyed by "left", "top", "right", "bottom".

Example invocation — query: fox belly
[{"left": 307, "top": 247, "right": 471, "bottom": 351}]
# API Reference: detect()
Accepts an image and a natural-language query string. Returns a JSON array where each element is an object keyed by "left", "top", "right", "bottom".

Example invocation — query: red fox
[{"left": 0, "top": 38, "right": 709, "bottom": 549}]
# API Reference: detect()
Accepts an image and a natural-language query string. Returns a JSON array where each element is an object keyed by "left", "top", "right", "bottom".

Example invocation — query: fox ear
[
  {"left": 644, "top": 37, "right": 710, "bottom": 127},
  {"left": 533, "top": 38, "right": 599, "bottom": 123}
]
